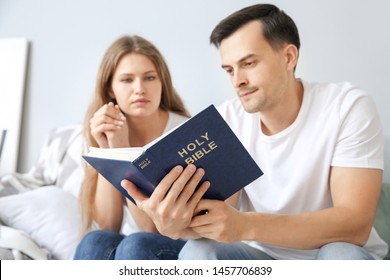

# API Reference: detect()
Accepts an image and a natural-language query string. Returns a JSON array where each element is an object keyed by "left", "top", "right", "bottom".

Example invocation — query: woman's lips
[{"left": 132, "top": 98, "right": 150, "bottom": 104}]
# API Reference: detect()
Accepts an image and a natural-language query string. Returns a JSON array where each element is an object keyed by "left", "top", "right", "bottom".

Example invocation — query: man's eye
[
  {"left": 244, "top": 61, "right": 256, "bottom": 68},
  {"left": 225, "top": 69, "right": 234, "bottom": 76}
]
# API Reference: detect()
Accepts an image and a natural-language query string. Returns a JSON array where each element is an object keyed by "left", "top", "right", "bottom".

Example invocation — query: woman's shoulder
[{"left": 164, "top": 111, "right": 190, "bottom": 132}]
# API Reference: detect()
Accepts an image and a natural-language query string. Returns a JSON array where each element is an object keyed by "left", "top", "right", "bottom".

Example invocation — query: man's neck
[{"left": 260, "top": 79, "right": 304, "bottom": 136}]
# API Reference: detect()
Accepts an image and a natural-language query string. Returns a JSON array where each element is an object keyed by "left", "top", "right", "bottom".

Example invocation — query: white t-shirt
[
  {"left": 163, "top": 111, "right": 189, "bottom": 133},
  {"left": 217, "top": 80, "right": 388, "bottom": 259}
]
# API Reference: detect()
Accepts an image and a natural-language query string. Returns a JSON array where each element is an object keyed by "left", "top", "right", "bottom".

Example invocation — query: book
[{"left": 82, "top": 105, "right": 263, "bottom": 203}]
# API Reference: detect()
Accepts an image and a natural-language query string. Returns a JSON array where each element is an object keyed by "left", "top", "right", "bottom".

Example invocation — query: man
[{"left": 123, "top": 3, "right": 387, "bottom": 259}]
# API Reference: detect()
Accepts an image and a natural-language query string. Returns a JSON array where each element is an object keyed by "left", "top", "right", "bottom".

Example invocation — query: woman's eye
[
  {"left": 145, "top": 76, "right": 156, "bottom": 81},
  {"left": 121, "top": 78, "right": 132, "bottom": 83}
]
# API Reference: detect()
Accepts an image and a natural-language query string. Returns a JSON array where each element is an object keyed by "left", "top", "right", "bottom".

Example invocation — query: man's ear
[{"left": 284, "top": 44, "right": 299, "bottom": 71}]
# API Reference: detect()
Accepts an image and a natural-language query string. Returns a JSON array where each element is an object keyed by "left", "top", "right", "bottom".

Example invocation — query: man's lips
[{"left": 239, "top": 88, "right": 257, "bottom": 98}]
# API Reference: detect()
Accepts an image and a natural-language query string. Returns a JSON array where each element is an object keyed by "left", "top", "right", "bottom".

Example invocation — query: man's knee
[
  {"left": 316, "top": 242, "right": 374, "bottom": 260},
  {"left": 179, "top": 239, "right": 219, "bottom": 260}
]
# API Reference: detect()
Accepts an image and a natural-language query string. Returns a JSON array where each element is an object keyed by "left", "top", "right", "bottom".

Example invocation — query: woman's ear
[{"left": 108, "top": 87, "right": 116, "bottom": 100}]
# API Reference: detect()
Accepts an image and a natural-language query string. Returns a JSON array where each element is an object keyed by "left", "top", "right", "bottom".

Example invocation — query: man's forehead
[{"left": 219, "top": 21, "right": 265, "bottom": 65}]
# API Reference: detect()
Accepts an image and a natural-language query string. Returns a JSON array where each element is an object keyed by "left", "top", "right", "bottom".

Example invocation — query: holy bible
[{"left": 83, "top": 105, "right": 263, "bottom": 203}]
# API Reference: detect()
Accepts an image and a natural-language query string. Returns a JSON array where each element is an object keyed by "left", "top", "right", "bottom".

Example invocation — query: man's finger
[
  {"left": 149, "top": 165, "right": 184, "bottom": 201},
  {"left": 121, "top": 179, "right": 148, "bottom": 205}
]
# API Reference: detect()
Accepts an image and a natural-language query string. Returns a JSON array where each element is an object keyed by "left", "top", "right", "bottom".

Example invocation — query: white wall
[{"left": 0, "top": 0, "right": 389, "bottom": 180}]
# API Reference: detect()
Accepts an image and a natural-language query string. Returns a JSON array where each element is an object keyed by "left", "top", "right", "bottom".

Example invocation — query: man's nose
[{"left": 232, "top": 70, "right": 248, "bottom": 88}]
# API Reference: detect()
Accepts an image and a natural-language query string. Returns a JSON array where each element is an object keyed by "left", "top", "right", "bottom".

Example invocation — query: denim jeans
[
  {"left": 73, "top": 230, "right": 186, "bottom": 260},
  {"left": 178, "top": 239, "right": 375, "bottom": 260}
]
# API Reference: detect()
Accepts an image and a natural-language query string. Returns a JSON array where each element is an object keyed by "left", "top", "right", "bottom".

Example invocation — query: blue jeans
[
  {"left": 73, "top": 230, "right": 186, "bottom": 260},
  {"left": 178, "top": 239, "right": 375, "bottom": 260}
]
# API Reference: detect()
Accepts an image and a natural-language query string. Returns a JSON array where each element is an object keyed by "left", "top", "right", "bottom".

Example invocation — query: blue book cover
[{"left": 83, "top": 105, "right": 263, "bottom": 203}]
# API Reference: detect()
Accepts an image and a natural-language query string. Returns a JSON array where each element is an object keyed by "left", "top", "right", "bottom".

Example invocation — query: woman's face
[{"left": 110, "top": 53, "right": 163, "bottom": 118}]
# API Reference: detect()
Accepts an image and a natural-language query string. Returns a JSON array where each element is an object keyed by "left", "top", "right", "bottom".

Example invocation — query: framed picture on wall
[
  {"left": 0, "top": 38, "right": 29, "bottom": 175},
  {"left": 0, "top": 129, "right": 6, "bottom": 159}
]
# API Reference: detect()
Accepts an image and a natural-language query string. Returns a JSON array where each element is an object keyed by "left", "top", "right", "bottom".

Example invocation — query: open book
[{"left": 83, "top": 105, "right": 263, "bottom": 203}]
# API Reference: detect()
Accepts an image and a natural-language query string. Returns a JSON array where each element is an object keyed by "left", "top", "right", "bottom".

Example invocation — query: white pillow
[{"left": 0, "top": 186, "right": 83, "bottom": 259}]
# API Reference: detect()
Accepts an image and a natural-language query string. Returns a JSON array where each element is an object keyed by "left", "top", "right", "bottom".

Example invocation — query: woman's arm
[
  {"left": 93, "top": 174, "right": 124, "bottom": 232},
  {"left": 127, "top": 200, "right": 158, "bottom": 233}
]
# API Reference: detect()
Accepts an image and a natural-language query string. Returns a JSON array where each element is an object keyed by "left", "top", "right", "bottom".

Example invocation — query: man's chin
[{"left": 240, "top": 101, "right": 260, "bottom": 114}]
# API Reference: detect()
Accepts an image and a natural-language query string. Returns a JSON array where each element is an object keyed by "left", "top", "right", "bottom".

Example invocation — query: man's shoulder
[
  {"left": 304, "top": 80, "right": 368, "bottom": 98},
  {"left": 303, "top": 80, "right": 373, "bottom": 111}
]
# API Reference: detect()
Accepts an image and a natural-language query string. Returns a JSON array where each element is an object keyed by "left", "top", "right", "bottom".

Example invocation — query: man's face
[{"left": 219, "top": 20, "right": 290, "bottom": 113}]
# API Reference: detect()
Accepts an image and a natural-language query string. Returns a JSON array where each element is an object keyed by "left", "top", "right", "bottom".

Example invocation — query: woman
[{"left": 74, "top": 35, "right": 191, "bottom": 259}]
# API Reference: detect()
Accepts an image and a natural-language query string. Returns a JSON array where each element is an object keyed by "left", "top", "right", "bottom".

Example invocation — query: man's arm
[{"left": 190, "top": 167, "right": 382, "bottom": 249}]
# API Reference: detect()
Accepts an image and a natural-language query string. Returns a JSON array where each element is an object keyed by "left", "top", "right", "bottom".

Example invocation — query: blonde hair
[{"left": 79, "top": 35, "right": 190, "bottom": 233}]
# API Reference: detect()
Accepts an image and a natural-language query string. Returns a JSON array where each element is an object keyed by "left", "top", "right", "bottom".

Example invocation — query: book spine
[{"left": 133, "top": 151, "right": 169, "bottom": 187}]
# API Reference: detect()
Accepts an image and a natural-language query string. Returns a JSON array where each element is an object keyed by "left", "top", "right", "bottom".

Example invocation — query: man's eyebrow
[{"left": 221, "top": 54, "right": 256, "bottom": 69}]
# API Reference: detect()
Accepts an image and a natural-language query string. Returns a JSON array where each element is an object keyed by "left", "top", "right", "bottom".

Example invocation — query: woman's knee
[
  {"left": 116, "top": 232, "right": 185, "bottom": 260},
  {"left": 78, "top": 230, "right": 104, "bottom": 246},
  {"left": 116, "top": 232, "right": 154, "bottom": 253},
  {"left": 75, "top": 230, "right": 104, "bottom": 255},
  {"left": 74, "top": 230, "right": 123, "bottom": 259}
]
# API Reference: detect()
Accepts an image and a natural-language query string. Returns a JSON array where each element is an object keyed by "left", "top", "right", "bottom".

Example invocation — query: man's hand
[
  {"left": 121, "top": 164, "right": 210, "bottom": 239},
  {"left": 189, "top": 199, "right": 244, "bottom": 243}
]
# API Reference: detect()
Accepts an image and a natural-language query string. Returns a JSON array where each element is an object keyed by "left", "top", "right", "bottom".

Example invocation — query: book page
[{"left": 86, "top": 147, "right": 145, "bottom": 161}]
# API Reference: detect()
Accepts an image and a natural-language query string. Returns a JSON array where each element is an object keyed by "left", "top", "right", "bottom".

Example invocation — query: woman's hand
[{"left": 90, "top": 102, "right": 129, "bottom": 148}]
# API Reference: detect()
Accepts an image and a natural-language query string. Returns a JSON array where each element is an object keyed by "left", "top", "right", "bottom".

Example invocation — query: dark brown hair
[{"left": 210, "top": 3, "right": 300, "bottom": 52}]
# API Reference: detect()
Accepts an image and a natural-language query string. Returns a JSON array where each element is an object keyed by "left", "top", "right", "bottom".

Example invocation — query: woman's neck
[{"left": 127, "top": 109, "right": 169, "bottom": 147}]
